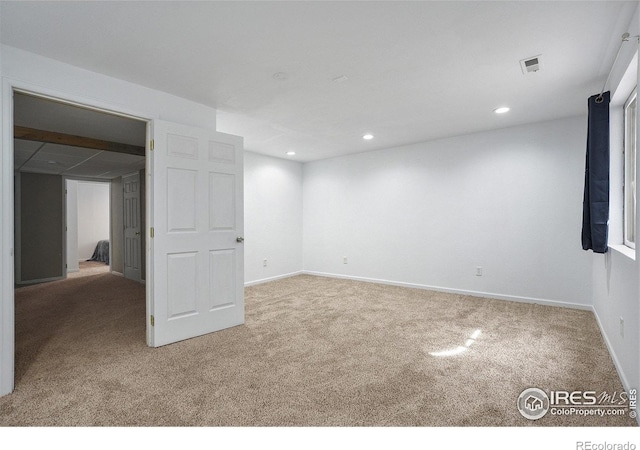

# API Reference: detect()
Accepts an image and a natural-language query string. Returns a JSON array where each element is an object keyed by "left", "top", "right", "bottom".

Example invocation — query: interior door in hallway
[
  {"left": 123, "top": 172, "right": 142, "bottom": 282},
  {"left": 149, "top": 120, "right": 244, "bottom": 347}
]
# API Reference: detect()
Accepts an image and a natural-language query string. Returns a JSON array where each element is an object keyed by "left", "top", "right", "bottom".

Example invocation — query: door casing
[{"left": 0, "top": 81, "right": 151, "bottom": 397}]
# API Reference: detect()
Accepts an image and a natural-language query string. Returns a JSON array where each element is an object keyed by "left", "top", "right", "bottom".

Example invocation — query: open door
[
  {"left": 123, "top": 172, "right": 142, "bottom": 282},
  {"left": 149, "top": 120, "right": 244, "bottom": 347}
]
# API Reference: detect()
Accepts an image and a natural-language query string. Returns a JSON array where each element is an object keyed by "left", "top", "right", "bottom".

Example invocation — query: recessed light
[
  {"left": 494, "top": 107, "right": 510, "bottom": 114},
  {"left": 286, "top": 151, "right": 296, "bottom": 156},
  {"left": 363, "top": 134, "right": 374, "bottom": 140}
]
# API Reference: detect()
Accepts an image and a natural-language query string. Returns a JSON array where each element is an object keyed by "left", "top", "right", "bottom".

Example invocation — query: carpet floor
[
  {"left": 67, "top": 261, "right": 110, "bottom": 279},
  {"left": 0, "top": 273, "right": 635, "bottom": 426}
]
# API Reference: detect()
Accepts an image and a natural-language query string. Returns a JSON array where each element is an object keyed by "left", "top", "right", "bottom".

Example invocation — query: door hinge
[
  {"left": 150, "top": 140, "right": 154, "bottom": 151},
  {"left": 150, "top": 227, "right": 154, "bottom": 238},
  {"left": 150, "top": 315, "right": 154, "bottom": 326}
]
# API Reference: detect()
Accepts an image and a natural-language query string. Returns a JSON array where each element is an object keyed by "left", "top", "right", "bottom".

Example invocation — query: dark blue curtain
[{"left": 581, "top": 91, "right": 610, "bottom": 253}]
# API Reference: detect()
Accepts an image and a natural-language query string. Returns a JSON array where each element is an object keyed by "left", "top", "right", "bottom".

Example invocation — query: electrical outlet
[
  {"left": 476, "top": 266, "right": 483, "bottom": 276},
  {"left": 343, "top": 256, "right": 348, "bottom": 264},
  {"left": 620, "top": 317, "right": 624, "bottom": 338},
  {"left": 263, "top": 259, "right": 268, "bottom": 267}
]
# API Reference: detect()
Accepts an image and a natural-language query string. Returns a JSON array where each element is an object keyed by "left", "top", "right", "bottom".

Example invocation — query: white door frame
[{"left": 0, "top": 78, "right": 152, "bottom": 396}]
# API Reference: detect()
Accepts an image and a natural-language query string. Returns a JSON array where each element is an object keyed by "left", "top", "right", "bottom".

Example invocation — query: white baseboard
[
  {"left": 110, "top": 271, "right": 124, "bottom": 277},
  {"left": 302, "top": 270, "right": 592, "bottom": 311},
  {"left": 244, "top": 271, "right": 303, "bottom": 287}
]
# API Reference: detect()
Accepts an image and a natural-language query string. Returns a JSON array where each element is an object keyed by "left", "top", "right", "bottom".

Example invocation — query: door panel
[
  {"left": 210, "top": 172, "right": 236, "bottom": 230},
  {"left": 150, "top": 120, "right": 244, "bottom": 347},
  {"left": 123, "top": 173, "right": 142, "bottom": 282}
]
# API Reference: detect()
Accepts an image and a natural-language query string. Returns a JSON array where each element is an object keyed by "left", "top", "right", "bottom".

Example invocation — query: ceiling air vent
[{"left": 520, "top": 55, "right": 543, "bottom": 74}]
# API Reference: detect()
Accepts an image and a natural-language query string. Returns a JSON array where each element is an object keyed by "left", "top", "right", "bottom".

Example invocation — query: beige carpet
[
  {"left": 67, "top": 261, "right": 110, "bottom": 279},
  {"left": 0, "top": 274, "right": 635, "bottom": 426}
]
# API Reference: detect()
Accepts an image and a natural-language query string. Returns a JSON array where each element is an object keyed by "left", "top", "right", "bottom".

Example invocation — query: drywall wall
[
  {"left": 591, "top": 4, "right": 639, "bottom": 396},
  {"left": 303, "top": 116, "right": 592, "bottom": 307},
  {"left": 17, "top": 172, "right": 64, "bottom": 283},
  {"left": 77, "top": 181, "right": 110, "bottom": 261},
  {"left": 244, "top": 151, "right": 303, "bottom": 285},
  {"left": 1, "top": 45, "right": 217, "bottom": 129},
  {"left": 592, "top": 251, "right": 638, "bottom": 393},
  {"left": 66, "top": 179, "right": 79, "bottom": 272},
  {"left": 110, "top": 177, "right": 124, "bottom": 274}
]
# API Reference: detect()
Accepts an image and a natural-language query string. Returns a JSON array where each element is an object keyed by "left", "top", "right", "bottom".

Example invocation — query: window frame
[{"left": 623, "top": 88, "right": 637, "bottom": 249}]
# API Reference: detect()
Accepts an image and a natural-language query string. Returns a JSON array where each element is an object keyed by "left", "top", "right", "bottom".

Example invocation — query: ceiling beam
[{"left": 14, "top": 126, "right": 145, "bottom": 157}]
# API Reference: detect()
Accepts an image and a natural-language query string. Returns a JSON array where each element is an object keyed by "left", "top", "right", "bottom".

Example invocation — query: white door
[
  {"left": 149, "top": 120, "right": 244, "bottom": 347},
  {"left": 123, "top": 172, "right": 142, "bottom": 282}
]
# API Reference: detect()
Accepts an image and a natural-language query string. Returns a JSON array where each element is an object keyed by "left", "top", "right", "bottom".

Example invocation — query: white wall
[
  {"left": 244, "top": 151, "right": 303, "bottom": 285},
  {"left": 591, "top": 4, "right": 640, "bottom": 396},
  {"left": 303, "top": 116, "right": 592, "bottom": 308},
  {"left": 1, "top": 45, "right": 217, "bottom": 130},
  {"left": 0, "top": 45, "right": 221, "bottom": 396},
  {"left": 65, "top": 180, "right": 79, "bottom": 272},
  {"left": 76, "top": 181, "right": 110, "bottom": 261},
  {"left": 592, "top": 251, "right": 638, "bottom": 393}
]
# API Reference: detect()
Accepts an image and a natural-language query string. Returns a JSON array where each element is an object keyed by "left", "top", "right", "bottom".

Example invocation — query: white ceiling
[{"left": 1, "top": 1, "right": 637, "bottom": 162}]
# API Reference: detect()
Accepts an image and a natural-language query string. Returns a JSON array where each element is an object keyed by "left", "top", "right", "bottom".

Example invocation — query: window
[{"left": 624, "top": 88, "right": 637, "bottom": 249}]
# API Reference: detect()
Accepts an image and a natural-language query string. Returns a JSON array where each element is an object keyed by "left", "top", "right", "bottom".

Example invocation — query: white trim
[
  {"left": 61, "top": 175, "right": 67, "bottom": 279},
  {"left": 623, "top": 88, "right": 637, "bottom": 249},
  {"left": 111, "top": 271, "right": 124, "bottom": 277},
  {"left": 13, "top": 172, "right": 20, "bottom": 285},
  {"left": 1, "top": 77, "right": 16, "bottom": 396},
  {"left": 11, "top": 85, "right": 151, "bottom": 125},
  {"left": 62, "top": 175, "right": 116, "bottom": 184},
  {"left": 608, "top": 243, "right": 636, "bottom": 260},
  {"left": 146, "top": 121, "right": 153, "bottom": 347},
  {"left": 302, "top": 271, "right": 593, "bottom": 311},
  {"left": 244, "top": 271, "right": 303, "bottom": 287}
]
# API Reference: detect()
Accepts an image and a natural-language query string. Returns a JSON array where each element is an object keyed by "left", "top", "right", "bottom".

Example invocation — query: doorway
[
  {"left": 66, "top": 179, "right": 111, "bottom": 278},
  {"left": 13, "top": 92, "right": 148, "bottom": 287},
  {"left": 2, "top": 85, "right": 245, "bottom": 398},
  {"left": 11, "top": 92, "right": 149, "bottom": 386}
]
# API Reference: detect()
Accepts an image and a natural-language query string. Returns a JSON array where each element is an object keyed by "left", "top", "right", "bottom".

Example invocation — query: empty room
[{"left": 0, "top": 0, "right": 639, "bottom": 446}]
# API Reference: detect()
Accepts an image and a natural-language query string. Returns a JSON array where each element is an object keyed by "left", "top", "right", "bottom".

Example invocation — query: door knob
[
  {"left": 135, "top": 231, "right": 141, "bottom": 236},
  {"left": 236, "top": 237, "right": 244, "bottom": 243}
]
